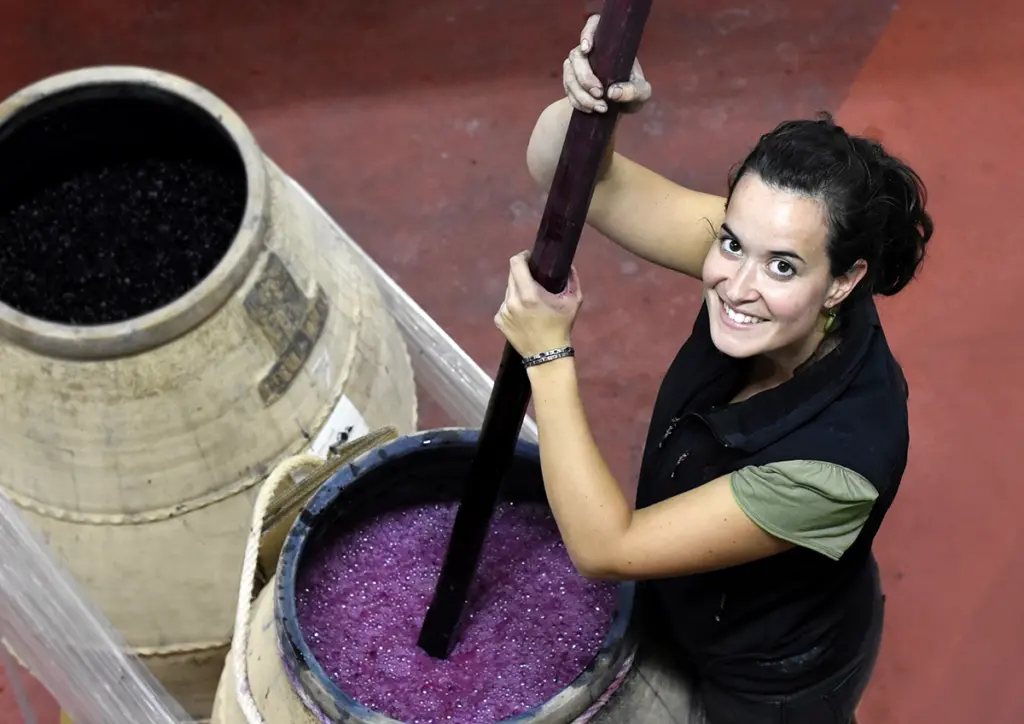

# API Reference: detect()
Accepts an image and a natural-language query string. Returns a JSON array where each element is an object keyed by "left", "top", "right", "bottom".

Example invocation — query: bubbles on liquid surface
[{"left": 295, "top": 501, "right": 618, "bottom": 724}]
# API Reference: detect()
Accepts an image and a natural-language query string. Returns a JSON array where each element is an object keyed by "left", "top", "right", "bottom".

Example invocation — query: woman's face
[{"left": 701, "top": 173, "right": 863, "bottom": 369}]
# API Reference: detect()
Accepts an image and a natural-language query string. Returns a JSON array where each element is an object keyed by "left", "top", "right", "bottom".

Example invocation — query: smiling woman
[{"left": 493, "top": 13, "right": 933, "bottom": 724}]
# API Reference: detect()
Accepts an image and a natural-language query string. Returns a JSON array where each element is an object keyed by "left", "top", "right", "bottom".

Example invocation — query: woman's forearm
[{"left": 526, "top": 357, "right": 633, "bottom": 578}]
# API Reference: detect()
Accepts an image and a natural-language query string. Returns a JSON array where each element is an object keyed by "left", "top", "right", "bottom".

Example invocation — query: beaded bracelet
[{"left": 522, "top": 346, "right": 575, "bottom": 368}]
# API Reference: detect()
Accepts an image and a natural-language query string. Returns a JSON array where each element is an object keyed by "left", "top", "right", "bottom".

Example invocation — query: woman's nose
[{"left": 723, "top": 263, "right": 758, "bottom": 302}]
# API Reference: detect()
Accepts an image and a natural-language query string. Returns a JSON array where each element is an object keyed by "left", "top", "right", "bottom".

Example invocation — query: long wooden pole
[{"left": 418, "top": 0, "right": 654, "bottom": 659}]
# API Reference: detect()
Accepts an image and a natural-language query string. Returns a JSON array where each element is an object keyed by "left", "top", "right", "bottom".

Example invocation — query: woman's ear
[{"left": 825, "top": 259, "right": 868, "bottom": 308}]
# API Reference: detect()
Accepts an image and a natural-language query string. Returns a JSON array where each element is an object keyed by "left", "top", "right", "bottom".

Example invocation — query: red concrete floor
[{"left": 0, "top": 0, "right": 1018, "bottom": 722}]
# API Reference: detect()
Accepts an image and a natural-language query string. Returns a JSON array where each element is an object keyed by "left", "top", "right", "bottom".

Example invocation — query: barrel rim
[
  {"left": 0, "top": 65, "right": 269, "bottom": 360},
  {"left": 276, "top": 427, "right": 636, "bottom": 724}
]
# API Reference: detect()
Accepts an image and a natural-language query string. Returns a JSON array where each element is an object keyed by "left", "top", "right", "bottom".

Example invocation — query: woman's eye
[
  {"left": 768, "top": 259, "right": 795, "bottom": 277},
  {"left": 720, "top": 237, "right": 742, "bottom": 255}
]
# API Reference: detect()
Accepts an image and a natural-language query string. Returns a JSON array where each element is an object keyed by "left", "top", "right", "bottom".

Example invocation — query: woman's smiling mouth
[{"left": 717, "top": 296, "right": 767, "bottom": 328}]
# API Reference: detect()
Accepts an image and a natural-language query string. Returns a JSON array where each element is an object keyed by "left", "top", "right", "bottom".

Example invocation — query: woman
[{"left": 494, "top": 15, "right": 933, "bottom": 724}]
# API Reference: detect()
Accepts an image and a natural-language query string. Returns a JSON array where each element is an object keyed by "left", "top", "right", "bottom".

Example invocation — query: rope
[
  {"left": 0, "top": 471, "right": 269, "bottom": 525},
  {"left": 133, "top": 639, "right": 231, "bottom": 658},
  {"left": 571, "top": 649, "right": 636, "bottom": 723},
  {"left": 6, "top": 620, "right": 230, "bottom": 663},
  {"left": 231, "top": 452, "right": 323, "bottom": 724}
]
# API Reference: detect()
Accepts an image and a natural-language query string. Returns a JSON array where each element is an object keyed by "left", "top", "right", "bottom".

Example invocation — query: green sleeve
[{"left": 729, "top": 461, "right": 879, "bottom": 561}]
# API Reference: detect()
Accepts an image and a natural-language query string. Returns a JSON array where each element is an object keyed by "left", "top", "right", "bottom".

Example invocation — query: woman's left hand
[{"left": 494, "top": 251, "right": 584, "bottom": 358}]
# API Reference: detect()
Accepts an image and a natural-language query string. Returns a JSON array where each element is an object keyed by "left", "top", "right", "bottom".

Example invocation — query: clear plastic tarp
[{"left": 0, "top": 173, "right": 537, "bottom": 724}]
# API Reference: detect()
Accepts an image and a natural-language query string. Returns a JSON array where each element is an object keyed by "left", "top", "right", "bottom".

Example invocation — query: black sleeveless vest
[{"left": 635, "top": 295, "right": 909, "bottom": 694}]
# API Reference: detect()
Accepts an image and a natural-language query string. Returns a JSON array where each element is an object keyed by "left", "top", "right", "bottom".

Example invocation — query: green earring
[{"left": 823, "top": 306, "right": 838, "bottom": 333}]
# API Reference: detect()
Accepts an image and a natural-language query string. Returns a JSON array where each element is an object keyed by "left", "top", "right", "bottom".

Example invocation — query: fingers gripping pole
[{"left": 417, "top": 0, "right": 655, "bottom": 660}]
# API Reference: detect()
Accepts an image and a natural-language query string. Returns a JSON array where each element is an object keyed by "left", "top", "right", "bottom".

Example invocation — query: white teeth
[{"left": 723, "top": 303, "right": 764, "bottom": 325}]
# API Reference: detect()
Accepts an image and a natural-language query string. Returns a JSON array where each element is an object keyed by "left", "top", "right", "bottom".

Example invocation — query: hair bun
[{"left": 868, "top": 148, "right": 933, "bottom": 296}]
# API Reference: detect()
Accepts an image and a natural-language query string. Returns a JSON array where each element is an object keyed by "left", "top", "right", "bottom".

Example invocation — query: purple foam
[{"left": 295, "top": 501, "right": 618, "bottom": 724}]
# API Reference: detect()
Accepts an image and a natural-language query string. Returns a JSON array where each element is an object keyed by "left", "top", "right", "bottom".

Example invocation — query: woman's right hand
[{"left": 563, "top": 14, "right": 652, "bottom": 114}]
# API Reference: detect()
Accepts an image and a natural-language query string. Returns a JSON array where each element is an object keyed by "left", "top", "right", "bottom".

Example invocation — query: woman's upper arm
[
  {"left": 589, "top": 475, "right": 793, "bottom": 580},
  {"left": 589, "top": 461, "right": 878, "bottom": 580},
  {"left": 589, "top": 153, "right": 727, "bottom": 279}
]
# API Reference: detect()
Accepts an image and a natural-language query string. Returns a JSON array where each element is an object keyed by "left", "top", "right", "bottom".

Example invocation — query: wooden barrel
[
  {"left": 212, "top": 429, "right": 641, "bottom": 724},
  {"left": 0, "top": 66, "right": 418, "bottom": 719}
]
